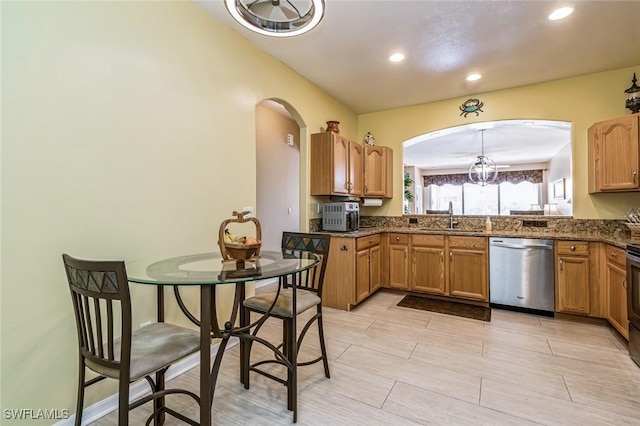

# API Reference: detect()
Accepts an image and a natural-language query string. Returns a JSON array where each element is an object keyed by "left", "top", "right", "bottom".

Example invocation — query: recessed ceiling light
[
  {"left": 389, "top": 53, "right": 405, "bottom": 63},
  {"left": 466, "top": 73, "right": 482, "bottom": 82},
  {"left": 548, "top": 6, "right": 574, "bottom": 21}
]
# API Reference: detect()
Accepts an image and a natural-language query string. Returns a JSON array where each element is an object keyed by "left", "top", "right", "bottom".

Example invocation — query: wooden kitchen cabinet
[
  {"left": 411, "top": 234, "right": 488, "bottom": 302},
  {"left": 388, "top": 233, "right": 409, "bottom": 290},
  {"left": 355, "top": 235, "right": 381, "bottom": 303},
  {"left": 449, "top": 236, "right": 488, "bottom": 301},
  {"left": 555, "top": 241, "right": 591, "bottom": 314},
  {"left": 323, "top": 235, "right": 380, "bottom": 311},
  {"left": 588, "top": 114, "right": 640, "bottom": 193},
  {"left": 363, "top": 146, "right": 393, "bottom": 198},
  {"left": 310, "top": 132, "right": 363, "bottom": 196},
  {"left": 605, "top": 244, "right": 628, "bottom": 339},
  {"left": 411, "top": 234, "right": 445, "bottom": 294}
]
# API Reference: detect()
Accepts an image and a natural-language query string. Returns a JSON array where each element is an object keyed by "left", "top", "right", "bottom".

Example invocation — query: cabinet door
[
  {"left": 332, "top": 135, "right": 351, "bottom": 194},
  {"left": 363, "top": 147, "right": 386, "bottom": 197},
  {"left": 355, "top": 248, "right": 370, "bottom": 303},
  {"left": 349, "top": 142, "right": 363, "bottom": 195},
  {"left": 556, "top": 255, "right": 590, "bottom": 314},
  {"left": 607, "top": 260, "right": 629, "bottom": 339},
  {"left": 411, "top": 246, "right": 445, "bottom": 294},
  {"left": 322, "top": 237, "right": 356, "bottom": 310},
  {"left": 449, "top": 248, "right": 488, "bottom": 301},
  {"left": 369, "top": 245, "right": 381, "bottom": 293},
  {"left": 389, "top": 244, "right": 409, "bottom": 290},
  {"left": 596, "top": 116, "right": 639, "bottom": 191}
]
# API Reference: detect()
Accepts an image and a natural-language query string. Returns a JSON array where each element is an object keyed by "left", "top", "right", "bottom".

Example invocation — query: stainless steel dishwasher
[{"left": 489, "top": 237, "right": 555, "bottom": 315}]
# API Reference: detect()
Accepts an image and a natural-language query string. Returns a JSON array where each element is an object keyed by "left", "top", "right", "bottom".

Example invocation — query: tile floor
[{"left": 91, "top": 290, "right": 640, "bottom": 425}]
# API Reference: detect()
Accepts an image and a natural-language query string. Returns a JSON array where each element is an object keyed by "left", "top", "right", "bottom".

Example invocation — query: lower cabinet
[
  {"left": 606, "top": 244, "right": 628, "bottom": 339},
  {"left": 411, "top": 235, "right": 446, "bottom": 294},
  {"left": 448, "top": 236, "right": 488, "bottom": 301},
  {"left": 356, "top": 235, "right": 381, "bottom": 303},
  {"left": 411, "top": 234, "right": 488, "bottom": 302},
  {"left": 388, "top": 233, "right": 409, "bottom": 290},
  {"left": 555, "top": 241, "right": 591, "bottom": 314},
  {"left": 323, "top": 235, "right": 381, "bottom": 311}
]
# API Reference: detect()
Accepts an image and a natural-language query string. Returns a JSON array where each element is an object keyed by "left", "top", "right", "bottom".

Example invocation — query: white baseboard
[{"left": 56, "top": 337, "right": 239, "bottom": 426}]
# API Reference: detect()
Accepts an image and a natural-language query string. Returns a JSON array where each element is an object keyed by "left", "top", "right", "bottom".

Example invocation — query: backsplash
[{"left": 310, "top": 215, "right": 630, "bottom": 239}]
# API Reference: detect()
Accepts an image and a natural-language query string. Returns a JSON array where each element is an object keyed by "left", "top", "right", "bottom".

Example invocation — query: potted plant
[{"left": 404, "top": 173, "right": 414, "bottom": 213}]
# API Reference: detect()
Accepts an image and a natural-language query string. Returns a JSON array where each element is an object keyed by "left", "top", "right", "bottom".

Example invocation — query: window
[
  {"left": 499, "top": 181, "right": 540, "bottom": 215},
  {"left": 426, "top": 181, "right": 541, "bottom": 215}
]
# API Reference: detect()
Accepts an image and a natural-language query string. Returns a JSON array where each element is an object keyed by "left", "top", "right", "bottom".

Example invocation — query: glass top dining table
[
  {"left": 125, "top": 250, "right": 319, "bottom": 425},
  {"left": 126, "top": 250, "right": 319, "bottom": 286}
]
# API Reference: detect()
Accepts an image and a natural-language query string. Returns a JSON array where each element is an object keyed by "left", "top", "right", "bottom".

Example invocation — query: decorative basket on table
[{"left": 218, "top": 211, "right": 262, "bottom": 261}]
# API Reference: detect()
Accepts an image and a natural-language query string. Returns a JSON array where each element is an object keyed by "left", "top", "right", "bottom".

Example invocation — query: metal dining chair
[
  {"left": 62, "top": 254, "right": 201, "bottom": 426},
  {"left": 240, "top": 232, "right": 331, "bottom": 422}
]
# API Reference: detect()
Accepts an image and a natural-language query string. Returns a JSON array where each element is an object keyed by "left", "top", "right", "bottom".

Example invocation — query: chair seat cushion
[
  {"left": 86, "top": 322, "right": 200, "bottom": 381},
  {"left": 243, "top": 288, "right": 320, "bottom": 318}
]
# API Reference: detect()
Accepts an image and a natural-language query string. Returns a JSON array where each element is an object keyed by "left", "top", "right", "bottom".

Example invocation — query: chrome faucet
[{"left": 448, "top": 201, "right": 458, "bottom": 229}]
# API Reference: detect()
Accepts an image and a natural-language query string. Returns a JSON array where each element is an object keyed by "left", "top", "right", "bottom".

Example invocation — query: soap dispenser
[{"left": 485, "top": 216, "right": 492, "bottom": 232}]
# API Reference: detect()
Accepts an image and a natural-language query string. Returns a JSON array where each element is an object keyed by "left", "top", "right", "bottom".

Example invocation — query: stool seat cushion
[
  {"left": 86, "top": 322, "right": 200, "bottom": 381},
  {"left": 243, "top": 288, "right": 320, "bottom": 318}
]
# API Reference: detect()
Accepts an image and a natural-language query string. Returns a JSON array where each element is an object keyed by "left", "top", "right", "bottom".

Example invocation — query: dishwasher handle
[{"left": 490, "top": 242, "right": 553, "bottom": 250}]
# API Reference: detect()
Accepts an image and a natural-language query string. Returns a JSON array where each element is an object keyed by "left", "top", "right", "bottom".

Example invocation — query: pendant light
[
  {"left": 468, "top": 129, "right": 498, "bottom": 186},
  {"left": 225, "top": 0, "right": 325, "bottom": 38}
]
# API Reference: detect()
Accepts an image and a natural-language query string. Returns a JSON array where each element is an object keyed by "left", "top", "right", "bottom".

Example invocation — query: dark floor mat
[{"left": 397, "top": 295, "right": 491, "bottom": 322}]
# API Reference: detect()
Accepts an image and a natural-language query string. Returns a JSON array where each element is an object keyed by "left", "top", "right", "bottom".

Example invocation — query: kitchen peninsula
[{"left": 312, "top": 215, "right": 633, "bottom": 339}]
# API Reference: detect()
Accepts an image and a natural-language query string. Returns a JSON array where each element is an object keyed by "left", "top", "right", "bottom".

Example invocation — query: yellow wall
[
  {"left": 1, "top": 2, "right": 356, "bottom": 422},
  {"left": 358, "top": 67, "right": 640, "bottom": 219}
]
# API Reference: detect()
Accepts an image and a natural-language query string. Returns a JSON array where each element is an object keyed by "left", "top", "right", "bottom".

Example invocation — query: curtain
[{"left": 423, "top": 169, "right": 543, "bottom": 186}]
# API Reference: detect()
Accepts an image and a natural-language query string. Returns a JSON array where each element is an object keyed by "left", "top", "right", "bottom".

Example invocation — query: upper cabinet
[
  {"left": 588, "top": 114, "right": 640, "bottom": 193},
  {"left": 311, "top": 132, "right": 393, "bottom": 198},
  {"left": 363, "top": 146, "right": 393, "bottom": 198},
  {"left": 311, "top": 132, "right": 363, "bottom": 196}
]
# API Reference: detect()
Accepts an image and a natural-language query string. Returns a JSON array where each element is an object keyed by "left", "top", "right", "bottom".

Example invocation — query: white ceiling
[
  {"left": 197, "top": 1, "right": 638, "bottom": 170},
  {"left": 198, "top": 1, "right": 639, "bottom": 114}
]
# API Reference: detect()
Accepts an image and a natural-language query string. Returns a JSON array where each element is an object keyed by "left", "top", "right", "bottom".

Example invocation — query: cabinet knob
[
  {"left": 623, "top": 279, "right": 628, "bottom": 289},
  {"left": 633, "top": 171, "right": 637, "bottom": 183},
  {"left": 341, "top": 245, "right": 348, "bottom": 251},
  {"left": 396, "top": 236, "right": 400, "bottom": 241},
  {"left": 611, "top": 252, "right": 617, "bottom": 257},
  {"left": 570, "top": 246, "right": 576, "bottom": 251},
  {"left": 559, "top": 259, "right": 564, "bottom": 272}
]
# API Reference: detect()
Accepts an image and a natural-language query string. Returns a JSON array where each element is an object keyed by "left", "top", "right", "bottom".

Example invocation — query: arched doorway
[{"left": 255, "top": 99, "right": 302, "bottom": 251}]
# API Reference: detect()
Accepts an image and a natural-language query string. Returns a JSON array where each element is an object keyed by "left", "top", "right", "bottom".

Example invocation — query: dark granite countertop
[{"left": 318, "top": 226, "right": 633, "bottom": 249}]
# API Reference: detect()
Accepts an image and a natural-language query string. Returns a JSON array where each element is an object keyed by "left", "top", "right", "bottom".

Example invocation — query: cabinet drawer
[
  {"left": 606, "top": 245, "right": 626, "bottom": 267},
  {"left": 356, "top": 234, "right": 381, "bottom": 251},
  {"left": 448, "top": 236, "right": 487, "bottom": 250},
  {"left": 388, "top": 233, "right": 409, "bottom": 245},
  {"left": 412, "top": 234, "right": 445, "bottom": 247},
  {"left": 556, "top": 241, "right": 589, "bottom": 256}
]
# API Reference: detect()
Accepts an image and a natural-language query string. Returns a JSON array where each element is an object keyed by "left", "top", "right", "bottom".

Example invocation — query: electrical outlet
[
  {"left": 286, "top": 133, "right": 295, "bottom": 146},
  {"left": 242, "top": 206, "right": 254, "bottom": 217},
  {"left": 522, "top": 220, "right": 548, "bottom": 227}
]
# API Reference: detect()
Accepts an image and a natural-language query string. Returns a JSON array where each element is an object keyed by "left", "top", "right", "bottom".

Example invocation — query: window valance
[{"left": 423, "top": 169, "right": 543, "bottom": 187}]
